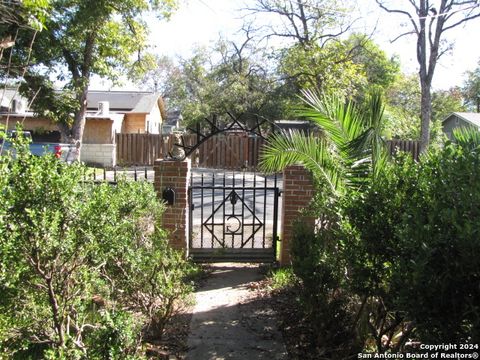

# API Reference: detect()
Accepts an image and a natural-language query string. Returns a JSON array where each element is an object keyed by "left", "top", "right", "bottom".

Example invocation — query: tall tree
[
  {"left": 244, "top": 2, "right": 398, "bottom": 103},
  {"left": 463, "top": 61, "right": 480, "bottom": 112},
  {"left": 11, "top": 0, "right": 176, "bottom": 160},
  {"left": 243, "top": 0, "right": 353, "bottom": 47},
  {"left": 376, "top": 0, "right": 480, "bottom": 152},
  {"left": 140, "top": 36, "right": 281, "bottom": 127},
  {"left": 278, "top": 34, "right": 400, "bottom": 100}
]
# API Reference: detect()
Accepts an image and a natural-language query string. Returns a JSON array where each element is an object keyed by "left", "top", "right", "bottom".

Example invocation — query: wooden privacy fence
[
  {"left": 386, "top": 139, "right": 420, "bottom": 161},
  {"left": 195, "top": 134, "right": 265, "bottom": 169},
  {"left": 116, "top": 133, "right": 172, "bottom": 166},
  {"left": 116, "top": 133, "right": 265, "bottom": 169},
  {"left": 116, "top": 133, "right": 420, "bottom": 168}
]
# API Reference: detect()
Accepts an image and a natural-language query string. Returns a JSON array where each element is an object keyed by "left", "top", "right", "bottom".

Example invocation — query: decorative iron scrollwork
[
  {"left": 225, "top": 215, "right": 242, "bottom": 234},
  {"left": 202, "top": 190, "right": 263, "bottom": 248},
  {"left": 168, "top": 112, "right": 282, "bottom": 160}
]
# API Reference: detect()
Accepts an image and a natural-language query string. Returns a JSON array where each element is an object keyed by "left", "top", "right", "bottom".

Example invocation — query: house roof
[
  {"left": 0, "top": 89, "right": 24, "bottom": 109},
  {"left": 1, "top": 88, "right": 162, "bottom": 115},
  {"left": 444, "top": 112, "right": 480, "bottom": 128},
  {"left": 274, "top": 120, "right": 314, "bottom": 133},
  {"left": 86, "top": 90, "right": 161, "bottom": 113}
]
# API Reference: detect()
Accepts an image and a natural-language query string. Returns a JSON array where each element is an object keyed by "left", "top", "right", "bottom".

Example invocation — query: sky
[{"left": 95, "top": 0, "right": 480, "bottom": 91}]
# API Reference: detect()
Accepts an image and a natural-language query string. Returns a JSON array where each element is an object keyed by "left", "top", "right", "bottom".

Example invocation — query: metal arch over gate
[
  {"left": 188, "top": 170, "right": 281, "bottom": 262},
  {"left": 175, "top": 113, "right": 284, "bottom": 262},
  {"left": 168, "top": 112, "right": 282, "bottom": 160}
]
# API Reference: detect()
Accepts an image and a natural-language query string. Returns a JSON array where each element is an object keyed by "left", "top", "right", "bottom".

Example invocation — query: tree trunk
[
  {"left": 67, "top": 86, "right": 89, "bottom": 162},
  {"left": 419, "top": 78, "right": 431, "bottom": 153}
]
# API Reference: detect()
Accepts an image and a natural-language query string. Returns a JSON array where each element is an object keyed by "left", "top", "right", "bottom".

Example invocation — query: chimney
[{"left": 98, "top": 101, "right": 109, "bottom": 116}]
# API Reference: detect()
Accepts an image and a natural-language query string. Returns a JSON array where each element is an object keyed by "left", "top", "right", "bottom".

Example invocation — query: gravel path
[{"left": 186, "top": 264, "right": 288, "bottom": 360}]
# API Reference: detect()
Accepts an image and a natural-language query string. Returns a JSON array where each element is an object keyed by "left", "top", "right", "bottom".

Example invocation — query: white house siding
[{"left": 145, "top": 102, "right": 162, "bottom": 134}]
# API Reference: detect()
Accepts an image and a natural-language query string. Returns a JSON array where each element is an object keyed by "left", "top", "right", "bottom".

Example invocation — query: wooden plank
[
  {"left": 243, "top": 135, "right": 248, "bottom": 169},
  {"left": 225, "top": 136, "right": 231, "bottom": 169},
  {"left": 116, "top": 134, "right": 121, "bottom": 164},
  {"left": 214, "top": 136, "right": 218, "bottom": 168},
  {"left": 146, "top": 134, "right": 149, "bottom": 164},
  {"left": 126, "top": 133, "right": 130, "bottom": 165},
  {"left": 124, "top": 134, "right": 129, "bottom": 165}
]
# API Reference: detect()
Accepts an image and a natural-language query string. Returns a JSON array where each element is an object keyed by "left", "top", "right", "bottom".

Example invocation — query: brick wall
[
  {"left": 280, "top": 165, "right": 315, "bottom": 265},
  {"left": 154, "top": 159, "right": 191, "bottom": 252}
]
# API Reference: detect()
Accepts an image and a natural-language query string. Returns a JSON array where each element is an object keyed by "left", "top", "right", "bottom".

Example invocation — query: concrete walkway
[{"left": 186, "top": 264, "right": 288, "bottom": 360}]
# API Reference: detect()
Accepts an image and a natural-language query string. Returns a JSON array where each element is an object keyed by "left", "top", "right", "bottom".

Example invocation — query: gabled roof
[
  {"left": 444, "top": 112, "right": 480, "bottom": 128},
  {"left": 131, "top": 93, "right": 162, "bottom": 113},
  {"left": 1, "top": 88, "right": 162, "bottom": 115},
  {"left": 86, "top": 90, "right": 161, "bottom": 113}
]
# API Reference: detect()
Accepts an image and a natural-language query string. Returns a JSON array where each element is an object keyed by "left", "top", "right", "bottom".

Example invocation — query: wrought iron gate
[{"left": 188, "top": 171, "right": 281, "bottom": 262}]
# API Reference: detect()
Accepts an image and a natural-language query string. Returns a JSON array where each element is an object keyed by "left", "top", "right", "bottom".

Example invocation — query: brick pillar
[
  {"left": 280, "top": 165, "right": 315, "bottom": 266},
  {"left": 154, "top": 158, "right": 191, "bottom": 253}
]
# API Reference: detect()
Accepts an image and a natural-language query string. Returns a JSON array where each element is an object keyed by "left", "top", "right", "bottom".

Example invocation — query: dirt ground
[{"left": 185, "top": 263, "right": 288, "bottom": 360}]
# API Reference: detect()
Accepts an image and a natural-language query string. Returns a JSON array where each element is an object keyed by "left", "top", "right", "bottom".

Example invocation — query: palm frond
[
  {"left": 259, "top": 88, "right": 390, "bottom": 195},
  {"left": 259, "top": 130, "right": 344, "bottom": 194},
  {"left": 299, "top": 89, "right": 364, "bottom": 149},
  {"left": 453, "top": 127, "right": 480, "bottom": 150},
  {"left": 365, "top": 88, "right": 385, "bottom": 130}
]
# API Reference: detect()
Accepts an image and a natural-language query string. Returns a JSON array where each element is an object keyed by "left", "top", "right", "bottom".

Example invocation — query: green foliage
[
  {"left": 289, "top": 130, "right": 480, "bottom": 352},
  {"left": 290, "top": 218, "right": 361, "bottom": 358},
  {"left": 0, "top": 0, "right": 50, "bottom": 32},
  {"left": 384, "top": 73, "right": 421, "bottom": 139},
  {"left": 462, "top": 60, "right": 480, "bottom": 112},
  {"left": 384, "top": 73, "right": 465, "bottom": 142},
  {"left": 431, "top": 87, "right": 466, "bottom": 122},
  {"left": 345, "top": 34, "right": 400, "bottom": 92},
  {"left": 5, "top": 0, "right": 177, "bottom": 145},
  {"left": 0, "top": 135, "right": 195, "bottom": 358},
  {"left": 392, "top": 134, "right": 480, "bottom": 342},
  {"left": 267, "top": 267, "right": 297, "bottom": 291},
  {"left": 278, "top": 42, "right": 367, "bottom": 99},
  {"left": 142, "top": 40, "right": 283, "bottom": 127},
  {"left": 277, "top": 34, "right": 400, "bottom": 103},
  {"left": 260, "top": 89, "right": 388, "bottom": 194}
]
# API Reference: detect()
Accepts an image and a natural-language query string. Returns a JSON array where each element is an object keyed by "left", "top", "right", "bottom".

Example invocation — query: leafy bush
[
  {"left": 0, "top": 135, "right": 195, "bottom": 358},
  {"left": 392, "top": 137, "right": 480, "bottom": 343},
  {"left": 339, "top": 155, "right": 418, "bottom": 351},
  {"left": 290, "top": 131, "right": 480, "bottom": 352},
  {"left": 339, "top": 139, "right": 480, "bottom": 346},
  {"left": 290, "top": 188, "right": 362, "bottom": 359}
]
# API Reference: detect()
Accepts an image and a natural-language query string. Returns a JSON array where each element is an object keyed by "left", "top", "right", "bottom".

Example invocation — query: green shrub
[
  {"left": 290, "top": 132, "right": 480, "bottom": 352},
  {"left": 0, "top": 135, "right": 195, "bottom": 358},
  {"left": 339, "top": 155, "right": 419, "bottom": 351},
  {"left": 291, "top": 218, "right": 361, "bottom": 358},
  {"left": 392, "top": 137, "right": 480, "bottom": 343}
]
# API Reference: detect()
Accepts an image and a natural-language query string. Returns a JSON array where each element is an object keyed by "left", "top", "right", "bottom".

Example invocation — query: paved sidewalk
[{"left": 186, "top": 264, "right": 288, "bottom": 360}]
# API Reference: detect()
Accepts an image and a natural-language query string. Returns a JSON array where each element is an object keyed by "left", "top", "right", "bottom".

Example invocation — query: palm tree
[{"left": 259, "top": 89, "right": 388, "bottom": 195}]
